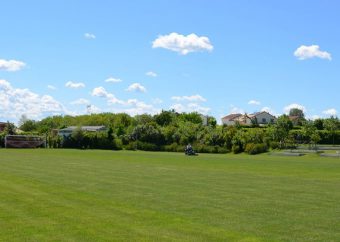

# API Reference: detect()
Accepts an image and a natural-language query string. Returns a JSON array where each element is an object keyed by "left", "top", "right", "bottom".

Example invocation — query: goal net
[{"left": 5, "top": 135, "right": 46, "bottom": 148}]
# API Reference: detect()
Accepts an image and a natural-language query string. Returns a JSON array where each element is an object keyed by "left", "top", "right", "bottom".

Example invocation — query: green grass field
[{"left": 0, "top": 149, "right": 340, "bottom": 241}]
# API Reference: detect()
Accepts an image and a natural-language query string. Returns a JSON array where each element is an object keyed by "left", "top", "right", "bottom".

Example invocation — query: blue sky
[{"left": 1, "top": 0, "right": 339, "bottom": 124}]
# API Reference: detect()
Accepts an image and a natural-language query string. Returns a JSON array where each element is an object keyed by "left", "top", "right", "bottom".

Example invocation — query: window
[{"left": 262, "top": 118, "right": 266, "bottom": 123}]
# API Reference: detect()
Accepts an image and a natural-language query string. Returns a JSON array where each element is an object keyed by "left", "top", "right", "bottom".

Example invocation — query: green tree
[
  {"left": 289, "top": 108, "right": 305, "bottom": 118},
  {"left": 4, "top": 121, "right": 16, "bottom": 135},
  {"left": 324, "top": 117, "right": 339, "bottom": 145},
  {"left": 301, "top": 121, "right": 319, "bottom": 149},
  {"left": 267, "top": 115, "right": 293, "bottom": 149},
  {"left": 154, "top": 110, "right": 175, "bottom": 126},
  {"left": 20, "top": 119, "right": 38, "bottom": 132}
]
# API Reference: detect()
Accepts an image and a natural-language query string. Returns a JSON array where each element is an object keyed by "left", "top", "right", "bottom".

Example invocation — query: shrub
[
  {"left": 269, "top": 141, "right": 279, "bottom": 150},
  {"left": 232, "top": 144, "right": 242, "bottom": 154},
  {"left": 163, "top": 143, "right": 182, "bottom": 152},
  {"left": 135, "top": 141, "right": 161, "bottom": 151},
  {"left": 123, "top": 141, "right": 137, "bottom": 150},
  {"left": 245, "top": 143, "right": 268, "bottom": 155},
  {"left": 217, "top": 147, "right": 229, "bottom": 154}
]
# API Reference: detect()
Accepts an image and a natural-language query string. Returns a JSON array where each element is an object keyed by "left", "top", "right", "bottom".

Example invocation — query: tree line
[{"left": 1, "top": 109, "right": 340, "bottom": 154}]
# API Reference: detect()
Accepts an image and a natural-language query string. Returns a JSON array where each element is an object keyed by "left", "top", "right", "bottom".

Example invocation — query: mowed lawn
[{"left": 0, "top": 149, "right": 340, "bottom": 241}]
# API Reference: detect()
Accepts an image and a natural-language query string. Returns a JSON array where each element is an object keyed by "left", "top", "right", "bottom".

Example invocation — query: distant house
[
  {"left": 0, "top": 122, "right": 7, "bottom": 132},
  {"left": 222, "top": 111, "right": 276, "bottom": 126},
  {"left": 221, "top": 113, "right": 244, "bottom": 125},
  {"left": 58, "top": 126, "right": 107, "bottom": 138},
  {"left": 248, "top": 111, "right": 277, "bottom": 125}
]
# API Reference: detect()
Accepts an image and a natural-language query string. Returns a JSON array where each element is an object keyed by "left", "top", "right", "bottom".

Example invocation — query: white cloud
[
  {"left": 105, "top": 77, "right": 122, "bottom": 83},
  {"left": 171, "top": 94, "right": 207, "bottom": 102},
  {"left": 84, "top": 33, "right": 96, "bottom": 39},
  {"left": 104, "top": 99, "right": 159, "bottom": 116},
  {"left": 0, "top": 79, "right": 65, "bottom": 121},
  {"left": 71, "top": 98, "right": 90, "bottom": 105},
  {"left": 248, "top": 100, "right": 261, "bottom": 105},
  {"left": 152, "top": 32, "right": 213, "bottom": 55},
  {"left": 65, "top": 81, "right": 85, "bottom": 89},
  {"left": 322, "top": 108, "right": 337, "bottom": 116},
  {"left": 152, "top": 98, "right": 163, "bottom": 104},
  {"left": 284, "top": 103, "right": 306, "bottom": 114},
  {"left": 261, "top": 106, "right": 274, "bottom": 113},
  {"left": 294, "top": 45, "right": 331, "bottom": 60},
  {"left": 229, "top": 105, "right": 244, "bottom": 114},
  {"left": 146, "top": 71, "right": 157, "bottom": 77},
  {"left": 126, "top": 83, "right": 146, "bottom": 92},
  {"left": 170, "top": 103, "right": 210, "bottom": 114},
  {"left": 87, "top": 104, "right": 101, "bottom": 114},
  {"left": 47, "top": 85, "right": 57, "bottom": 90},
  {"left": 310, "top": 115, "right": 320, "bottom": 120},
  {"left": 91, "top": 86, "right": 124, "bottom": 104},
  {"left": 91, "top": 86, "right": 109, "bottom": 98},
  {"left": 0, "top": 59, "right": 26, "bottom": 71}
]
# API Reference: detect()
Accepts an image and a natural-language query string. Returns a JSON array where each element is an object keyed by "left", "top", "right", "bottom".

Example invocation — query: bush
[
  {"left": 269, "top": 141, "right": 279, "bottom": 150},
  {"left": 232, "top": 144, "right": 242, "bottom": 154},
  {"left": 217, "top": 147, "right": 229, "bottom": 154},
  {"left": 194, "top": 144, "right": 214, "bottom": 153},
  {"left": 163, "top": 143, "right": 183, "bottom": 152},
  {"left": 112, "top": 138, "right": 123, "bottom": 150},
  {"left": 124, "top": 142, "right": 137, "bottom": 150},
  {"left": 126, "top": 141, "right": 161, "bottom": 151},
  {"left": 245, "top": 143, "right": 268, "bottom": 155}
]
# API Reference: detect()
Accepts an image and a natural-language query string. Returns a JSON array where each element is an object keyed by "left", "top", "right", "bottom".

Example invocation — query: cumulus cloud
[
  {"left": 71, "top": 98, "right": 90, "bottom": 105},
  {"left": 146, "top": 71, "right": 157, "bottom": 77},
  {"left": 0, "top": 79, "right": 65, "bottom": 121},
  {"left": 310, "top": 115, "right": 320, "bottom": 120},
  {"left": 84, "top": 33, "right": 96, "bottom": 39},
  {"left": 105, "top": 77, "right": 122, "bottom": 83},
  {"left": 87, "top": 104, "right": 101, "bottom": 114},
  {"left": 126, "top": 83, "right": 146, "bottom": 92},
  {"left": 65, "top": 81, "right": 85, "bottom": 89},
  {"left": 0, "top": 59, "right": 26, "bottom": 71},
  {"left": 91, "top": 86, "right": 124, "bottom": 104},
  {"left": 322, "top": 108, "right": 337, "bottom": 116},
  {"left": 284, "top": 103, "right": 306, "bottom": 114},
  {"left": 171, "top": 94, "right": 207, "bottom": 102},
  {"left": 261, "top": 106, "right": 274, "bottom": 113},
  {"left": 248, "top": 100, "right": 261, "bottom": 105},
  {"left": 152, "top": 32, "right": 213, "bottom": 55},
  {"left": 229, "top": 105, "right": 244, "bottom": 114},
  {"left": 152, "top": 98, "right": 163, "bottom": 104},
  {"left": 294, "top": 45, "right": 331, "bottom": 60},
  {"left": 123, "top": 99, "right": 159, "bottom": 116},
  {"left": 170, "top": 103, "right": 210, "bottom": 114},
  {"left": 47, "top": 85, "right": 57, "bottom": 90}
]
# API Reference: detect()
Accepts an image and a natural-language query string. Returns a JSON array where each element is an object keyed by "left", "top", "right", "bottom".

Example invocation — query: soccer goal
[{"left": 5, "top": 135, "right": 46, "bottom": 148}]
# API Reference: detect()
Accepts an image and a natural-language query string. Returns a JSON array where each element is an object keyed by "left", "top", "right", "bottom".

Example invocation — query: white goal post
[{"left": 5, "top": 135, "right": 46, "bottom": 148}]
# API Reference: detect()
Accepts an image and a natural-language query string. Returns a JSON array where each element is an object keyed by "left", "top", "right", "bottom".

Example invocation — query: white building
[
  {"left": 222, "top": 111, "right": 276, "bottom": 126},
  {"left": 248, "top": 111, "right": 276, "bottom": 125}
]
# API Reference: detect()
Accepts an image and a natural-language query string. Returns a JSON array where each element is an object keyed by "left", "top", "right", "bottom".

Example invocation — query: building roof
[
  {"left": 249, "top": 111, "right": 276, "bottom": 118},
  {"left": 222, "top": 113, "right": 242, "bottom": 121},
  {"left": 59, "top": 126, "right": 106, "bottom": 132}
]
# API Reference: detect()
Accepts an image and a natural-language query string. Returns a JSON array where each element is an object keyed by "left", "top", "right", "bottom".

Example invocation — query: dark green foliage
[
  {"left": 154, "top": 110, "right": 175, "bottom": 126},
  {"left": 289, "top": 108, "right": 305, "bottom": 118},
  {"left": 19, "top": 119, "right": 38, "bottom": 132},
  {"left": 232, "top": 144, "right": 242, "bottom": 154},
  {"left": 244, "top": 143, "right": 268, "bottom": 155}
]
